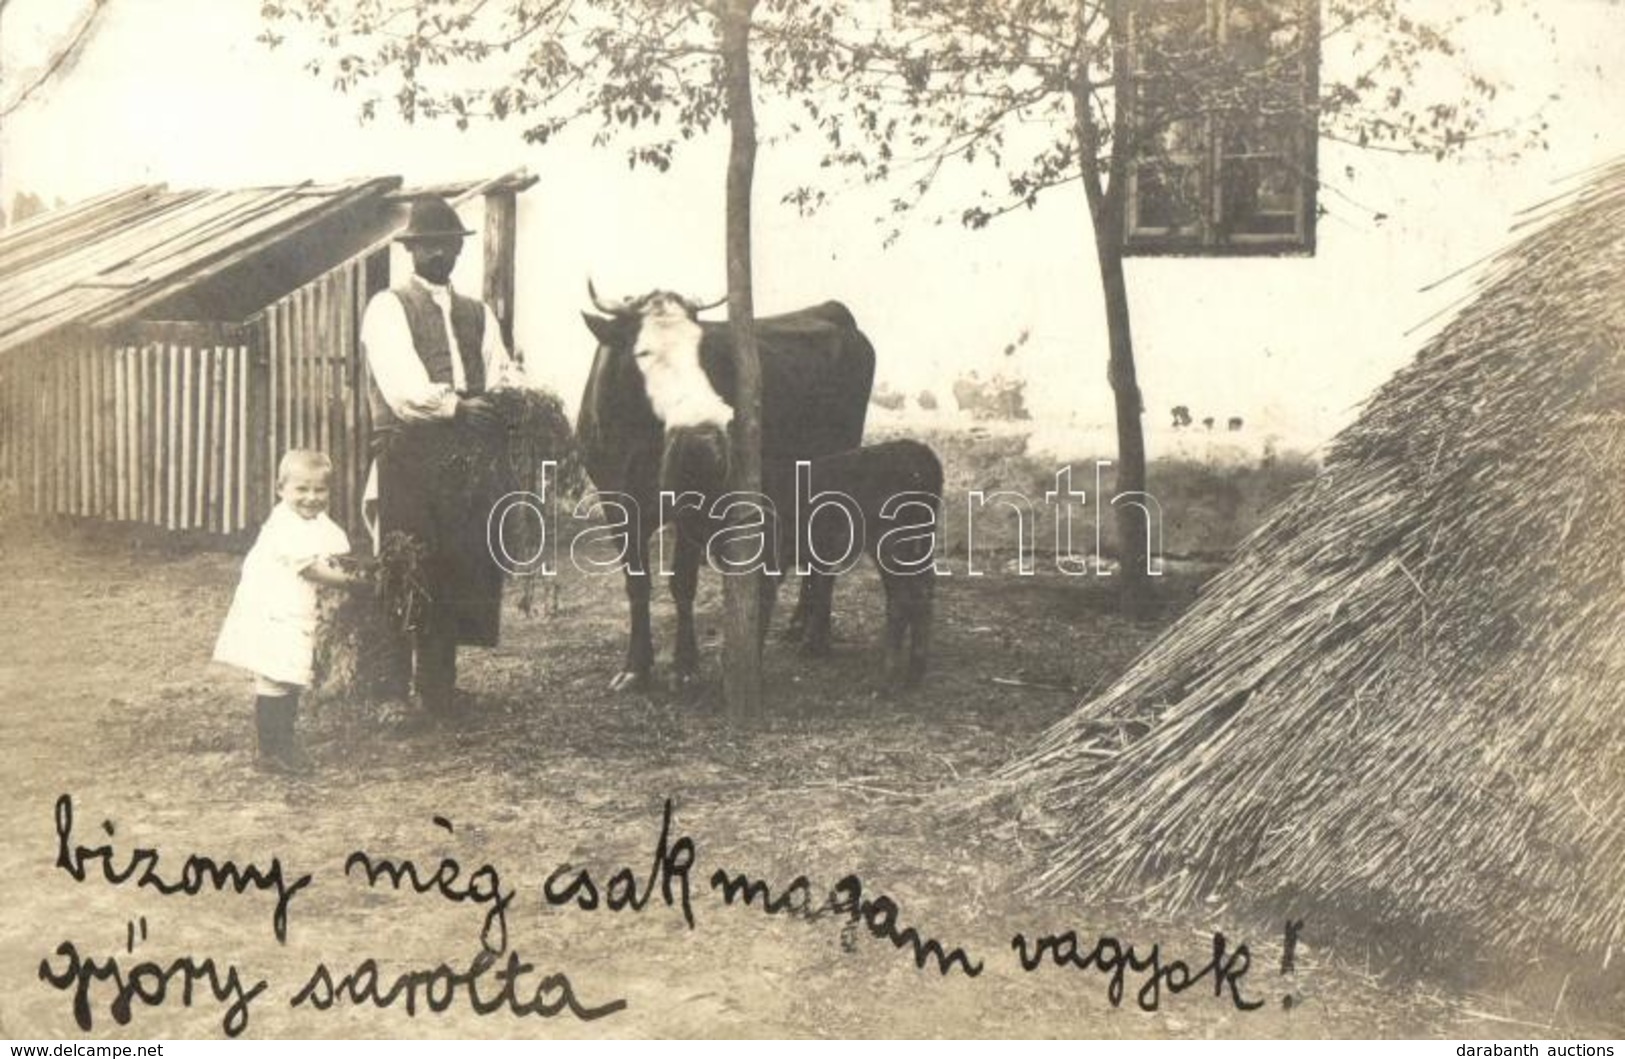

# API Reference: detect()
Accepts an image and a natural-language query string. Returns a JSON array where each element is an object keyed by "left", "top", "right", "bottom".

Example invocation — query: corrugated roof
[{"left": 0, "top": 177, "right": 402, "bottom": 355}]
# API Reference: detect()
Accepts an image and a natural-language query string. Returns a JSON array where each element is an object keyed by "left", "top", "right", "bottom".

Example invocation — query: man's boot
[{"left": 414, "top": 629, "right": 458, "bottom": 719}]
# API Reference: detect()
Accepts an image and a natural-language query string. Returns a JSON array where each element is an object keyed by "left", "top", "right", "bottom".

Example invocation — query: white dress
[{"left": 213, "top": 502, "right": 351, "bottom": 686}]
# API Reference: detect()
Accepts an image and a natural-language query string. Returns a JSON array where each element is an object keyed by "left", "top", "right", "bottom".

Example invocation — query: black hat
[{"left": 395, "top": 196, "right": 475, "bottom": 243}]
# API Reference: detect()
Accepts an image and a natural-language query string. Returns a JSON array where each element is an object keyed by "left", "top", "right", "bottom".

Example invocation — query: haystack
[{"left": 1004, "top": 161, "right": 1625, "bottom": 961}]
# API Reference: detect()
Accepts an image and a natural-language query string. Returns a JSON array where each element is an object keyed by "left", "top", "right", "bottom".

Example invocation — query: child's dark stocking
[
  {"left": 276, "top": 693, "right": 313, "bottom": 773},
  {"left": 254, "top": 696, "right": 279, "bottom": 765}
]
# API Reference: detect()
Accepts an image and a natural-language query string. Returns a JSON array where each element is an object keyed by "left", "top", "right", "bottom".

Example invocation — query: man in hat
[{"left": 360, "top": 195, "right": 528, "bottom": 717}]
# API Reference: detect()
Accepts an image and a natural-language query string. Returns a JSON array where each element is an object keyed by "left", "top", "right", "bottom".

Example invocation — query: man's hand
[{"left": 454, "top": 395, "right": 499, "bottom": 430}]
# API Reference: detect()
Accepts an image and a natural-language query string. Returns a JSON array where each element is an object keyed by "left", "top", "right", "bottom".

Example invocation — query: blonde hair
[{"left": 276, "top": 449, "right": 334, "bottom": 487}]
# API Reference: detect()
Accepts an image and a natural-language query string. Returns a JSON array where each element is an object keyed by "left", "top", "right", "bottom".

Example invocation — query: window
[{"left": 1123, "top": 0, "right": 1318, "bottom": 256}]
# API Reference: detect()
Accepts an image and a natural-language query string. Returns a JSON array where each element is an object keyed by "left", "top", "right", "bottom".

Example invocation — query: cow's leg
[
  {"left": 905, "top": 576, "right": 934, "bottom": 687},
  {"left": 782, "top": 575, "right": 811, "bottom": 643},
  {"left": 758, "top": 571, "right": 783, "bottom": 650},
  {"left": 612, "top": 531, "right": 655, "bottom": 692},
  {"left": 801, "top": 570, "right": 835, "bottom": 657},
  {"left": 881, "top": 572, "right": 908, "bottom": 687},
  {"left": 670, "top": 528, "right": 703, "bottom": 687}
]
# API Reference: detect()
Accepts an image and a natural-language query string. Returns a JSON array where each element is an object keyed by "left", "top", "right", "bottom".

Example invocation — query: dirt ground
[{"left": 0, "top": 521, "right": 1612, "bottom": 1040}]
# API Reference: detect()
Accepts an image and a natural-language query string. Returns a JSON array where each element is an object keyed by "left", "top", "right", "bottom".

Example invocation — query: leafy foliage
[
  {"left": 779, "top": 0, "right": 1548, "bottom": 240},
  {"left": 259, "top": 0, "right": 860, "bottom": 169}
]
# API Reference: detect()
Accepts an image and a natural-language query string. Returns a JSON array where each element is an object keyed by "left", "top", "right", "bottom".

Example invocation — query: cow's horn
[
  {"left": 685, "top": 294, "right": 727, "bottom": 314},
  {"left": 587, "top": 279, "right": 632, "bottom": 315}
]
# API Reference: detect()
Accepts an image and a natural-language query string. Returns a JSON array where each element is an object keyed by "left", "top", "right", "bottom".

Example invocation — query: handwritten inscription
[
  {"left": 710, "top": 869, "right": 984, "bottom": 977},
  {"left": 291, "top": 950, "right": 625, "bottom": 1021},
  {"left": 1013, "top": 928, "right": 1262, "bottom": 1011},
  {"left": 53, "top": 794, "right": 310, "bottom": 944},
  {"left": 541, "top": 798, "right": 697, "bottom": 928},
  {"left": 38, "top": 940, "right": 267, "bottom": 1038},
  {"left": 38, "top": 792, "right": 1275, "bottom": 1037},
  {"left": 344, "top": 814, "right": 516, "bottom": 955}
]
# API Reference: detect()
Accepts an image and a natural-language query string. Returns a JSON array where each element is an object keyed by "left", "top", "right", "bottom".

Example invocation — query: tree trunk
[
  {"left": 719, "top": 0, "right": 764, "bottom": 715},
  {"left": 1095, "top": 231, "right": 1151, "bottom": 612},
  {"left": 1074, "top": 0, "right": 1152, "bottom": 614}
]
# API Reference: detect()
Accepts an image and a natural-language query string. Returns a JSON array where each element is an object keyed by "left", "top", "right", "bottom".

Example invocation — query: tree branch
[{"left": 1, "top": 0, "right": 110, "bottom": 118}]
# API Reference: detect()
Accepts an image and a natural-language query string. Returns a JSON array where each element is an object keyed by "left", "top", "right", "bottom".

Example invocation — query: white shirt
[
  {"left": 359, "top": 275, "right": 529, "bottom": 421},
  {"left": 358, "top": 275, "right": 531, "bottom": 549}
]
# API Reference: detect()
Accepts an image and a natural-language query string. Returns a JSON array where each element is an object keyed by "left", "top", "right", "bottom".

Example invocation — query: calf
[{"left": 763, "top": 439, "right": 943, "bottom": 688}]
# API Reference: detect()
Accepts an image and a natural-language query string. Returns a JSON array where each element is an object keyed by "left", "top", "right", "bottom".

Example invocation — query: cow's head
[
  {"left": 582, "top": 282, "right": 731, "bottom": 431},
  {"left": 583, "top": 282, "right": 733, "bottom": 500}
]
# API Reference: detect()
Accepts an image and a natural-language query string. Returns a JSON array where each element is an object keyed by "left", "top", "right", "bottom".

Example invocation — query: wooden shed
[{"left": 0, "top": 170, "right": 536, "bottom": 538}]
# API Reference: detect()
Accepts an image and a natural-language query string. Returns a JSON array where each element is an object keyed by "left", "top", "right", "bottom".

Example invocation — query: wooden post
[
  {"left": 483, "top": 189, "right": 519, "bottom": 356},
  {"left": 246, "top": 322, "right": 270, "bottom": 529}
]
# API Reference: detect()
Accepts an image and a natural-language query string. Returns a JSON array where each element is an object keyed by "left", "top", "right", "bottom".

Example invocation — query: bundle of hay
[{"left": 1004, "top": 161, "right": 1625, "bottom": 963}]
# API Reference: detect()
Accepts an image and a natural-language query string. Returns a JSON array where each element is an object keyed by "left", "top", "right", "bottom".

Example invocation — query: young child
[{"left": 214, "top": 450, "right": 364, "bottom": 773}]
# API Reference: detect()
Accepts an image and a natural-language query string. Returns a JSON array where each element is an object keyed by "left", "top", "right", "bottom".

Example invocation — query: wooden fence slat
[
  {"left": 7, "top": 360, "right": 15, "bottom": 502},
  {"left": 181, "top": 343, "right": 195, "bottom": 530},
  {"left": 106, "top": 347, "right": 117, "bottom": 519},
  {"left": 237, "top": 344, "right": 249, "bottom": 532},
  {"left": 196, "top": 344, "right": 208, "bottom": 531},
  {"left": 1, "top": 360, "right": 10, "bottom": 506},
  {"left": 36, "top": 351, "right": 49, "bottom": 514},
  {"left": 336, "top": 267, "right": 352, "bottom": 526},
  {"left": 1, "top": 361, "right": 9, "bottom": 502},
  {"left": 202, "top": 346, "right": 214, "bottom": 532},
  {"left": 157, "top": 345, "right": 170, "bottom": 530},
  {"left": 286, "top": 297, "right": 299, "bottom": 451},
  {"left": 135, "top": 347, "right": 146, "bottom": 523},
  {"left": 1, "top": 360, "right": 9, "bottom": 502},
  {"left": 202, "top": 344, "right": 214, "bottom": 531},
  {"left": 141, "top": 345, "right": 154, "bottom": 525},
  {"left": 114, "top": 347, "right": 128, "bottom": 521},
  {"left": 210, "top": 346, "right": 226, "bottom": 533},
  {"left": 47, "top": 348, "right": 59, "bottom": 515},
  {"left": 285, "top": 298, "right": 296, "bottom": 455},
  {"left": 58, "top": 348, "right": 69, "bottom": 516},
  {"left": 87, "top": 346, "right": 101, "bottom": 517},
  {"left": 64, "top": 346, "right": 77, "bottom": 516},
  {"left": 193, "top": 346, "right": 207, "bottom": 531},
  {"left": 301, "top": 286, "right": 314, "bottom": 455},
  {"left": 131, "top": 346, "right": 142, "bottom": 523},
  {"left": 129, "top": 346, "right": 138, "bottom": 524},
  {"left": 209, "top": 346, "right": 222, "bottom": 533},
  {"left": 266, "top": 308, "right": 279, "bottom": 477},
  {"left": 198, "top": 346, "right": 209, "bottom": 532},
  {"left": 60, "top": 350, "right": 69, "bottom": 514},
  {"left": 42, "top": 351, "right": 52, "bottom": 515},
  {"left": 166, "top": 344, "right": 178, "bottom": 530},
  {"left": 308, "top": 285, "right": 322, "bottom": 453},
  {"left": 247, "top": 322, "right": 269, "bottom": 528},
  {"left": 124, "top": 346, "right": 135, "bottom": 522},
  {"left": 29, "top": 353, "right": 39, "bottom": 513},
  {"left": 223, "top": 344, "right": 237, "bottom": 532},
  {"left": 312, "top": 278, "right": 325, "bottom": 457},
  {"left": 133, "top": 346, "right": 146, "bottom": 524},
  {"left": 302, "top": 287, "right": 316, "bottom": 451}
]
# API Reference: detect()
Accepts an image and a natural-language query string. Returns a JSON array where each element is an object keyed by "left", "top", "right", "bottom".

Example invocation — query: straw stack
[{"left": 1002, "top": 160, "right": 1625, "bottom": 961}]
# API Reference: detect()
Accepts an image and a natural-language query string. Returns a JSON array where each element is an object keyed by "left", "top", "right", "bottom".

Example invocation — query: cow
[
  {"left": 577, "top": 286, "right": 876, "bottom": 691},
  {"left": 760, "top": 441, "right": 943, "bottom": 688}
]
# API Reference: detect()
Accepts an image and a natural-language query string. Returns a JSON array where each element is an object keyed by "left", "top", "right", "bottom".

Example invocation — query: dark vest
[{"left": 367, "top": 283, "right": 487, "bottom": 440}]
